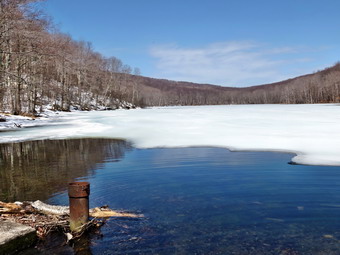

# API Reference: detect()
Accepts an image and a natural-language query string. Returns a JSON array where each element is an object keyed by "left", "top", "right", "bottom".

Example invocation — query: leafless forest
[
  {"left": 0, "top": 0, "right": 142, "bottom": 115},
  {"left": 134, "top": 63, "right": 340, "bottom": 106},
  {"left": 1, "top": 0, "right": 340, "bottom": 115}
]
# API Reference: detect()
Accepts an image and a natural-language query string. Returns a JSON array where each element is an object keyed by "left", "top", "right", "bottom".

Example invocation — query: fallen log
[
  {"left": 1, "top": 200, "right": 142, "bottom": 218},
  {"left": 29, "top": 200, "right": 143, "bottom": 218},
  {"left": 90, "top": 207, "right": 141, "bottom": 218},
  {"left": 30, "top": 200, "right": 69, "bottom": 216}
]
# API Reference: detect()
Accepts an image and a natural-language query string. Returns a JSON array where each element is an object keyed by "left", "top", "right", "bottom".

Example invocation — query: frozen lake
[{"left": 1, "top": 104, "right": 340, "bottom": 166}]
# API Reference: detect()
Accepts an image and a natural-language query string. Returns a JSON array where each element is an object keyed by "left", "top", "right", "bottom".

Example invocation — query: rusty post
[{"left": 68, "top": 182, "right": 90, "bottom": 232}]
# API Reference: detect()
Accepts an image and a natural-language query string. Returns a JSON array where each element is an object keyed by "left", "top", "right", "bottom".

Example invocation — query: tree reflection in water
[{"left": 0, "top": 139, "right": 131, "bottom": 202}]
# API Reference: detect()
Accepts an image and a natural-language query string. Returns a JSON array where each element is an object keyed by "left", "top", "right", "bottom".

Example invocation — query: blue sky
[{"left": 40, "top": 0, "right": 340, "bottom": 87}]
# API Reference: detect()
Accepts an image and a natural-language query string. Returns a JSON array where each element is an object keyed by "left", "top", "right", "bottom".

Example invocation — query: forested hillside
[
  {"left": 0, "top": 0, "right": 142, "bottom": 115},
  {"left": 1, "top": 1, "right": 340, "bottom": 115},
  {"left": 128, "top": 63, "right": 340, "bottom": 106}
]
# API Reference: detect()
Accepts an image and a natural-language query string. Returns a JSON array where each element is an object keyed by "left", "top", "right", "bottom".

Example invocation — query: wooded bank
[{"left": 0, "top": 0, "right": 143, "bottom": 115}]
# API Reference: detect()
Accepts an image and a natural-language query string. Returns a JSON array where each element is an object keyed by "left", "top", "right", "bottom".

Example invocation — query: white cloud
[{"left": 149, "top": 41, "right": 313, "bottom": 87}]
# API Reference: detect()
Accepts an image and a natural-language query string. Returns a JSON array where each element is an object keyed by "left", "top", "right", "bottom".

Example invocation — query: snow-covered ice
[
  {"left": 0, "top": 110, "right": 63, "bottom": 130},
  {"left": 1, "top": 104, "right": 340, "bottom": 166}
]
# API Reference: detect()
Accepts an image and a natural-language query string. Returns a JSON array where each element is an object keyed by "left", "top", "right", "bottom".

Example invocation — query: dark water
[
  {"left": 2, "top": 139, "right": 340, "bottom": 254},
  {"left": 0, "top": 139, "right": 131, "bottom": 202}
]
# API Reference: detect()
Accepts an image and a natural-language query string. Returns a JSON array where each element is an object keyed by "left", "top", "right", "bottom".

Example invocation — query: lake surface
[{"left": 1, "top": 139, "right": 340, "bottom": 254}]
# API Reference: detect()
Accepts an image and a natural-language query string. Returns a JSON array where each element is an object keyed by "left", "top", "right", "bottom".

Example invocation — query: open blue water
[{"left": 2, "top": 139, "right": 340, "bottom": 254}]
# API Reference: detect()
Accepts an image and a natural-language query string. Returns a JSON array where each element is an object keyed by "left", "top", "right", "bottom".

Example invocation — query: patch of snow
[
  {"left": 1, "top": 104, "right": 340, "bottom": 166},
  {"left": 0, "top": 110, "right": 69, "bottom": 130}
]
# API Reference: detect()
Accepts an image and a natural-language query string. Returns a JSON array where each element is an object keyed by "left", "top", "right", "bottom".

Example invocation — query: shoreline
[{"left": 0, "top": 110, "right": 64, "bottom": 131}]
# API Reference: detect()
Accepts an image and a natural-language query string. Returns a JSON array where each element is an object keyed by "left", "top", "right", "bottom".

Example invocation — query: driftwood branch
[
  {"left": 30, "top": 200, "right": 69, "bottom": 215},
  {"left": 0, "top": 201, "right": 22, "bottom": 213},
  {"left": 30, "top": 200, "right": 142, "bottom": 218},
  {"left": 1, "top": 200, "right": 143, "bottom": 218}
]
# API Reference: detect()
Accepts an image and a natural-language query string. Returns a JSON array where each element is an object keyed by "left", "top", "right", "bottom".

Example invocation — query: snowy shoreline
[
  {"left": 0, "top": 111, "right": 63, "bottom": 131},
  {"left": 1, "top": 104, "right": 340, "bottom": 167}
]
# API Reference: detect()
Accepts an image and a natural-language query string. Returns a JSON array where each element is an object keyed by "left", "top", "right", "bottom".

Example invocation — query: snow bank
[
  {"left": 1, "top": 104, "right": 340, "bottom": 166},
  {"left": 0, "top": 110, "right": 68, "bottom": 130}
]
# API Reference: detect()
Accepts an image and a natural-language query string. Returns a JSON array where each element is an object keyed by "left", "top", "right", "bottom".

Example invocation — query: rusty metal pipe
[{"left": 68, "top": 182, "right": 90, "bottom": 232}]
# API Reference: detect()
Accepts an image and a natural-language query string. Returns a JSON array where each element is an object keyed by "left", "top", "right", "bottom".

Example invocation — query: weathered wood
[
  {"left": 1, "top": 200, "right": 143, "bottom": 218},
  {"left": 30, "top": 200, "right": 69, "bottom": 216},
  {"left": 90, "top": 207, "right": 142, "bottom": 218},
  {"left": 0, "top": 202, "right": 22, "bottom": 213}
]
